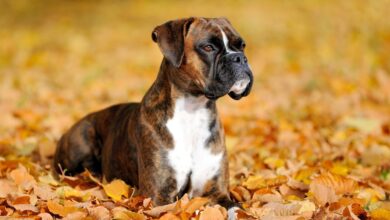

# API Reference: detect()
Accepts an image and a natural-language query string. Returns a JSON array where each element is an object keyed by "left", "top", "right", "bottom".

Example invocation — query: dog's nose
[{"left": 229, "top": 53, "right": 247, "bottom": 65}]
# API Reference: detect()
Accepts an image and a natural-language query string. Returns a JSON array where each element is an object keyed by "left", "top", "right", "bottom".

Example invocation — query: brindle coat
[{"left": 54, "top": 17, "right": 253, "bottom": 211}]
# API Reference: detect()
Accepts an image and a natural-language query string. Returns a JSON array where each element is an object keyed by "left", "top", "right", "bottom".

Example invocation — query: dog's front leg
[
  {"left": 201, "top": 163, "right": 241, "bottom": 220},
  {"left": 137, "top": 147, "right": 179, "bottom": 205}
]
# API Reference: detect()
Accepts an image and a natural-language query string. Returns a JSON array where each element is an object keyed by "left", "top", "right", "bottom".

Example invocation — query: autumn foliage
[{"left": 1, "top": 1, "right": 390, "bottom": 219}]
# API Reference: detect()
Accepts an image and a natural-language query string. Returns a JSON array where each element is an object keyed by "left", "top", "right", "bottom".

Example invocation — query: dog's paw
[{"left": 227, "top": 207, "right": 239, "bottom": 220}]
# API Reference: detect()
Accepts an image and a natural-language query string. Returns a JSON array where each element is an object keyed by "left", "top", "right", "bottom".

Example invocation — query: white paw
[{"left": 227, "top": 207, "right": 239, "bottom": 220}]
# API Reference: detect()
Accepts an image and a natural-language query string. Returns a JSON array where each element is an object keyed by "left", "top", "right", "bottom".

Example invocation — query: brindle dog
[{"left": 54, "top": 17, "right": 253, "bottom": 219}]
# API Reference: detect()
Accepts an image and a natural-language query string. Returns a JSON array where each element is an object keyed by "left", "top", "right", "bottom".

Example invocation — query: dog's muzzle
[
  {"left": 204, "top": 52, "right": 253, "bottom": 100},
  {"left": 224, "top": 52, "right": 253, "bottom": 100}
]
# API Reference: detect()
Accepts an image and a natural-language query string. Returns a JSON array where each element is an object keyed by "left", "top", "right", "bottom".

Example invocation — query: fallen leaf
[
  {"left": 9, "top": 165, "right": 36, "bottom": 189},
  {"left": 102, "top": 179, "right": 129, "bottom": 202},
  {"left": 199, "top": 206, "right": 225, "bottom": 220},
  {"left": 88, "top": 206, "right": 110, "bottom": 220},
  {"left": 183, "top": 197, "right": 209, "bottom": 215},
  {"left": 47, "top": 200, "right": 79, "bottom": 217},
  {"left": 62, "top": 211, "right": 87, "bottom": 220},
  {"left": 143, "top": 202, "right": 176, "bottom": 217},
  {"left": 309, "top": 179, "right": 338, "bottom": 206},
  {"left": 370, "top": 208, "right": 390, "bottom": 220},
  {"left": 0, "top": 179, "right": 17, "bottom": 198},
  {"left": 159, "top": 212, "right": 180, "bottom": 220},
  {"left": 112, "top": 207, "right": 145, "bottom": 220},
  {"left": 56, "top": 186, "right": 89, "bottom": 201},
  {"left": 310, "top": 172, "right": 357, "bottom": 195},
  {"left": 38, "top": 213, "right": 53, "bottom": 220},
  {"left": 342, "top": 117, "right": 381, "bottom": 133},
  {"left": 39, "top": 173, "right": 59, "bottom": 186}
]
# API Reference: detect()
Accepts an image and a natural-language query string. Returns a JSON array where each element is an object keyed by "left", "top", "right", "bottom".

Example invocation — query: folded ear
[{"left": 152, "top": 18, "right": 195, "bottom": 68}]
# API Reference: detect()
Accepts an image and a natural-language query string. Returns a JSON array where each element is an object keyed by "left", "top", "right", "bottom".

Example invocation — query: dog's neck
[{"left": 141, "top": 59, "right": 217, "bottom": 118}]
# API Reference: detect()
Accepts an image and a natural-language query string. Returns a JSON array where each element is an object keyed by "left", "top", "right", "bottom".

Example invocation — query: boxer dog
[{"left": 54, "top": 17, "right": 253, "bottom": 219}]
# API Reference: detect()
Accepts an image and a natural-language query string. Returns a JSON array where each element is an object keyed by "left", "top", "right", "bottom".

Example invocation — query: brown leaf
[
  {"left": 38, "top": 213, "right": 54, "bottom": 220},
  {"left": 199, "top": 206, "right": 225, "bottom": 220},
  {"left": 62, "top": 211, "right": 87, "bottom": 220},
  {"left": 34, "top": 184, "right": 56, "bottom": 200},
  {"left": 9, "top": 165, "right": 36, "bottom": 189},
  {"left": 231, "top": 186, "right": 251, "bottom": 202},
  {"left": 88, "top": 206, "right": 110, "bottom": 220},
  {"left": 309, "top": 172, "right": 357, "bottom": 205},
  {"left": 183, "top": 197, "right": 209, "bottom": 215},
  {"left": 309, "top": 179, "right": 338, "bottom": 206},
  {"left": 143, "top": 202, "right": 176, "bottom": 217},
  {"left": 11, "top": 204, "right": 39, "bottom": 213},
  {"left": 159, "top": 212, "right": 180, "bottom": 220},
  {"left": 0, "top": 179, "right": 17, "bottom": 198}
]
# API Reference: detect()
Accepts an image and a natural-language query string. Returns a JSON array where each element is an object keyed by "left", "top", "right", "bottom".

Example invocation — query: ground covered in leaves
[{"left": 1, "top": 1, "right": 390, "bottom": 219}]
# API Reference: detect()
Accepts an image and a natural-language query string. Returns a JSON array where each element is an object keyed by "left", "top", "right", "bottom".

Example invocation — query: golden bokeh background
[{"left": 1, "top": 0, "right": 390, "bottom": 163}]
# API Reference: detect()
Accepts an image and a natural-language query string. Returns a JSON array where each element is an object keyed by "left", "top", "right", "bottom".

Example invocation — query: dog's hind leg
[{"left": 53, "top": 117, "right": 102, "bottom": 176}]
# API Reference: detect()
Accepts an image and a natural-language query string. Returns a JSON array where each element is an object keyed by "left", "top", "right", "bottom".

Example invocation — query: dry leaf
[
  {"left": 9, "top": 165, "right": 36, "bottom": 189},
  {"left": 309, "top": 179, "right": 338, "bottom": 206},
  {"left": 183, "top": 197, "right": 209, "bottom": 215},
  {"left": 0, "top": 179, "right": 17, "bottom": 198},
  {"left": 47, "top": 200, "right": 79, "bottom": 217},
  {"left": 199, "top": 206, "right": 225, "bottom": 220},
  {"left": 159, "top": 212, "right": 180, "bottom": 220},
  {"left": 143, "top": 202, "right": 176, "bottom": 217},
  {"left": 310, "top": 172, "right": 357, "bottom": 195},
  {"left": 102, "top": 179, "right": 129, "bottom": 202},
  {"left": 38, "top": 213, "right": 53, "bottom": 220},
  {"left": 370, "top": 208, "right": 390, "bottom": 220},
  {"left": 88, "top": 206, "right": 110, "bottom": 220},
  {"left": 62, "top": 211, "right": 87, "bottom": 220}
]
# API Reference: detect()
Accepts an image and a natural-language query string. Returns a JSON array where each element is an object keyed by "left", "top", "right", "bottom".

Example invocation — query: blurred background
[
  {"left": 1, "top": 1, "right": 390, "bottom": 218},
  {"left": 0, "top": 0, "right": 390, "bottom": 173}
]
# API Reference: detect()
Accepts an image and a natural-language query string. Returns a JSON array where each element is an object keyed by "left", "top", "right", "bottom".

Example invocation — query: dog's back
[{"left": 53, "top": 102, "right": 140, "bottom": 185}]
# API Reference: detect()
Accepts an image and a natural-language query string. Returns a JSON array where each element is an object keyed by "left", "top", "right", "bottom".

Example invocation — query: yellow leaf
[
  {"left": 295, "top": 200, "right": 316, "bottom": 214},
  {"left": 264, "top": 157, "right": 285, "bottom": 169},
  {"left": 103, "top": 179, "right": 129, "bottom": 202},
  {"left": 39, "top": 173, "right": 59, "bottom": 186},
  {"left": 330, "top": 164, "right": 349, "bottom": 176},
  {"left": 294, "top": 168, "right": 315, "bottom": 185},
  {"left": 47, "top": 200, "right": 79, "bottom": 217},
  {"left": 342, "top": 117, "right": 380, "bottom": 133},
  {"left": 371, "top": 208, "right": 390, "bottom": 220},
  {"left": 243, "top": 176, "right": 266, "bottom": 190},
  {"left": 55, "top": 186, "right": 89, "bottom": 201},
  {"left": 243, "top": 175, "right": 288, "bottom": 190},
  {"left": 111, "top": 207, "right": 145, "bottom": 220}
]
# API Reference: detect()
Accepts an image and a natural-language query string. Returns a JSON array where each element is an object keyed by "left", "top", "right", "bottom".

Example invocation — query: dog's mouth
[{"left": 204, "top": 72, "right": 253, "bottom": 100}]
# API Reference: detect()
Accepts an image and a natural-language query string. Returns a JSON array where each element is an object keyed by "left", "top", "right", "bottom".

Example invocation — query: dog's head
[{"left": 152, "top": 17, "right": 253, "bottom": 100}]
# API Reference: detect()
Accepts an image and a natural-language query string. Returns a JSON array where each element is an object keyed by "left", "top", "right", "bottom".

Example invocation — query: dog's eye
[
  {"left": 241, "top": 42, "right": 246, "bottom": 50},
  {"left": 238, "top": 42, "right": 246, "bottom": 50},
  {"left": 202, "top": 45, "right": 214, "bottom": 52}
]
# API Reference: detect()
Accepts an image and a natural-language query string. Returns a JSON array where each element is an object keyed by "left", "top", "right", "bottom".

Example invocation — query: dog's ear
[{"left": 152, "top": 18, "right": 195, "bottom": 68}]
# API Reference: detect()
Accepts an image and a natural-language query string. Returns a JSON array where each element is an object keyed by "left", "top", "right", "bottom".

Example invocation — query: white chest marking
[{"left": 166, "top": 96, "right": 223, "bottom": 197}]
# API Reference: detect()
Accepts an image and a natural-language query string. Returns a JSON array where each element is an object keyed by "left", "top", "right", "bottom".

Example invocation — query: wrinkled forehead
[{"left": 187, "top": 17, "right": 241, "bottom": 42}]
